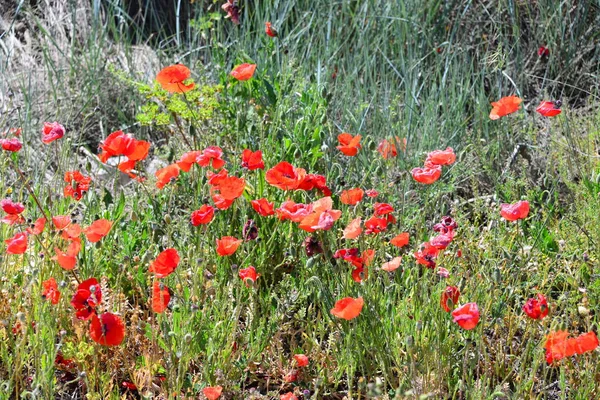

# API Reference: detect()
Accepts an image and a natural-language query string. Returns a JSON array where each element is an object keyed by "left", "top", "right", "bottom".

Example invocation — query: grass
[{"left": 1, "top": 0, "right": 600, "bottom": 398}]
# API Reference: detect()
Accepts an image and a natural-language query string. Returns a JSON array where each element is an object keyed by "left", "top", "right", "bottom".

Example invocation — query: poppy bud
[
  {"left": 163, "top": 214, "right": 172, "bottom": 224},
  {"left": 303, "top": 236, "right": 323, "bottom": 256}
]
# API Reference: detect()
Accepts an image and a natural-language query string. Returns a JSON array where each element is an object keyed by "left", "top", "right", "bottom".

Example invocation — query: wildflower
[
  {"left": 191, "top": 205, "right": 215, "bottom": 226},
  {"left": 221, "top": 0, "right": 240, "bottom": 24},
  {"left": 303, "top": 236, "right": 323, "bottom": 256},
  {"left": 500, "top": 200, "right": 530, "bottom": 221},
  {"left": 149, "top": 248, "right": 180, "bottom": 278},
  {"left": 426, "top": 147, "right": 456, "bottom": 166},
  {"left": 251, "top": 198, "right": 275, "bottom": 216},
  {"left": 216, "top": 236, "right": 242, "bottom": 256},
  {"left": 1, "top": 198, "right": 25, "bottom": 215},
  {"left": 0, "top": 138, "right": 22, "bottom": 152},
  {"left": 280, "top": 393, "right": 298, "bottom": 400},
  {"left": 437, "top": 267, "right": 450, "bottom": 278},
  {"left": 26, "top": 217, "right": 45, "bottom": 236},
  {"left": 430, "top": 232, "right": 454, "bottom": 250},
  {"left": 365, "top": 189, "right": 379, "bottom": 198},
  {"left": 441, "top": 286, "right": 460, "bottom": 312},
  {"left": 156, "top": 64, "right": 195, "bottom": 93},
  {"left": 451, "top": 302, "right": 480, "bottom": 330},
  {"left": 42, "top": 278, "right": 61, "bottom": 305},
  {"left": 489, "top": 96, "right": 522, "bottom": 120},
  {"left": 390, "top": 232, "right": 409, "bottom": 248},
  {"left": 84, "top": 219, "right": 112, "bottom": 243},
  {"left": 198, "top": 146, "right": 226, "bottom": 169},
  {"left": 523, "top": 294, "right": 549, "bottom": 320},
  {"left": 63, "top": 171, "right": 91, "bottom": 201},
  {"left": 42, "top": 122, "right": 65, "bottom": 144},
  {"left": 266, "top": 162, "right": 306, "bottom": 190},
  {"left": 238, "top": 266, "right": 259, "bottom": 287},
  {"left": 177, "top": 150, "right": 203, "bottom": 172},
  {"left": 336, "top": 133, "right": 362, "bottom": 156},
  {"left": 203, "top": 386, "right": 223, "bottom": 400},
  {"left": 54, "top": 241, "right": 81, "bottom": 270},
  {"left": 381, "top": 256, "right": 402, "bottom": 272},
  {"left": 276, "top": 200, "right": 312, "bottom": 222},
  {"left": 5, "top": 232, "right": 27, "bottom": 254},
  {"left": 536, "top": 101, "right": 562, "bottom": 117},
  {"left": 364, "top": 216, "right": 388, "bottom": 235},
  {"left": 241, "top": 149, "right": 264, "bottom": 170},
  {"left": 411, "top": 165, "right": 442, "bottom": 184},
  {"left": 545, "top": 331, "right": 599, "bottom": 364},
  {"left": 299, "top": 197, "right": 341, "bottom": 232},
  {"left": 52, "top": 215, "right": 72, "bottom": 230},
  {"left": 89, "top": 312, "right": 125, "bottom": 346},
  {"left": 155, "top": 164, "right": 181, "bottom": 189},
  {"left": 342, "top": 217, "right": 362, "bottom": 239},
  {"left": 293, "top": 354, "right": 309, "bottom": 367},
  {"left": 340, "top": 188, "right": 364, "bottom": 205},
  {"left": 378, "top": 137, "right": 406, "bottom": 159},
  {"left": 265, "top": 22, "right": 277, "bottom": 37},
  {"left": 433, "top": 216, "right": 458, "bottom": 232},
  {"left": 538, "top": 46, "right": 550, "bottom": 57},
  {"left": 210, "top": 176, "right": 246, "bottom": 200},
  {"left": 71, "top": 278, "right": 102, "bottom": 320},
  {"left": 298, "top": 174, "right": 331, "bottom": 196},
  {"left": 230, "top": 63, "right": 257, "bottom": 81},
  {"left": 373, "top": 202, "right": 394, "bottom": 216},
  {"left": 152, "top": 281, "right": 170, "bottom": 313},
  {"left": 242, "top": 219, "right": 258, "bottom": 241},
  {"left": 414, "top": 242, "right": 439, "bottom": 269},
  {"left": 330, "top": 297, "right": 364, "bottom": 320}
]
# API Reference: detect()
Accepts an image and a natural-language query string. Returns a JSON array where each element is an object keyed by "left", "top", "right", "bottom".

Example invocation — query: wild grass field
[{"left": 1, "top": 0, "right": 600, "bottom": 399}]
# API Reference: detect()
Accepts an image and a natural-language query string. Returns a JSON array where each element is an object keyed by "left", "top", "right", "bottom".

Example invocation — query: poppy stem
[
  {"left": 171, "top": 112, "right": 194, "bottom": 151},
  {"left": 10, "top": 160, "right": 51, "bottom": 222}
]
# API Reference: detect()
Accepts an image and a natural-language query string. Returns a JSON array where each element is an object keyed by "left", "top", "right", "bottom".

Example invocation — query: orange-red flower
[
  {"left": 177, "top": 150, "right": 203, "bottom": 172},
  {"left": 523, "top": 294, "right": 548, "bottom": 320},
  {"left": 42, "top": 122, "right": 65, "bottom": 144},
  {"left": 222, "top": 0, "right": 240, "bottom": 24},
  {"left": 231, "top": 63, "right": 257, "bottom": 81},
  {"left": 451, "top": 302, "right": 479, "bottom": 330},
  {"left": 378, "top": 137, "right": 406, "bottom": 159},
  {"left": 241, "top": 149, "right": 264, "bottom": 170},
  {"left": 84, "top": 219, "right": 112, "bottom": 243},
  {"left": 330, "top": 297, "right": 364, "bottom": 320},
  {"left": 27, "top": 217, "right": 46, "bottom": 235},
  {"left": 298, "top": 197, "right": 342, "bottom": 232},
  {"left": 155, "top": 164, "right": 181, "bottom": 189},
  {"left": 266, "top": 162, "right": 307, "bottom": 190},
  {"left": 536, "top": 101, "right": 561, "bottom": 117},
  {"left": 216, "top": 236, "right": 242, "bottom": 256},
  {"left": 203, "top": 386, "right": 223, "bottom": 400},
  {"left": 298, "top": 174, "right": 331, "bottom": 196},
  {"left": 5, "top": 232, "right": 27, "bottom": 254},
  {"left": 340, "top": 188, "right": 364, "bottom": 205},
  {"left": 390, "top": 232, "right": 409, "bottom": 248},
  {"left": 411, "top": 165, "right": 442, "bottom": 184},
  {"left": 149, "top": 248, "right": 180, "bottom": 278},
  {"left": 198, "top": 146, "right": 226, "bottom": 169},
  {"left": 238, "top": 266, "right": 260, "bottom": 287},
  {"left": 441, "top": 286, "right": 460, "bottom": 312},
  {"left": 191, "top": 205, "right": 215, "bottom": 226},
  {"left": 152, "top": 281, "right": 170, "bottom": 313},
  {"left": 1, "top": 198, "right": 24, "bottom": 215},
  {"left": 71, "top": 278, "right": 101, "bottom": 320},
  {"left": 280, "top": 393, "right": 297, "bottom": 400},
  {"left": 489, "top": 96, "right": 522, "bottom": 120},
  {"left": 265, "top": 22, "right": 277, "bottom": 37},
  {"left": 500, "top": 200, "right": 530, "bottom": 221},
  {"left": 342, "top": 217, "right": 362, "bottom": 239},
  {"left": 337, "top": 133, "right": 362, "bottom": 156},
  {"left": 426, "top": 147, "right": 456, "bottom": 166},
  {"left": 210, "top": 176, "right": 246, "bottom": 200},
  {"left": 414, "top": 241, "right": 439, "bottom": 269},
  {"left": 63, "top": 171, "right": 92, "bottom": 201},
  {"left": 0, "top": 138, "right": 22, "bottom": 152},
  {"left": 364, "top": 216, "right": 388, "bottom": 235},
  {"left": 381, "top": 256, "right": 402, "bottom": 272},
  {"left": 373, "top": 202, "right": 394, "bottom": 216},
  {"left": 89, "top": 312, "right": 125, "bottom": 346},
  {"left": 251, "top": 198, "right": 275, "bottom": 216},
  {"left": 54, "top": 240, "right": 81, "bottom": 270},
  {"left": 293, "top": 354, "right": 309, "bottom": 367},
  {"left": 545, "top": 331, "right": 599, "bottom": 364},
  {"left": 42, "top": 277, "right": 61, "bottom": 305},
  {"left": 156, "top": 64, "right": 195, "bottom": 93},
  {"left": 98, "top": 130, "right": 150, "bottom": 163}
]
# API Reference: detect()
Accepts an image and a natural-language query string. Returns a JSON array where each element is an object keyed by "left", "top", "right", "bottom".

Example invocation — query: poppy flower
[
  {"left": 203, "top": 386, "right": 223, "bottom": 400},
  {"left": 207, "top": 168, "right": 229, "bottom": 185},
  {"left": 265, "top": 22, "right": 277, "bottom": 37},
  {"left": 334, "top": 248, "right": 363, "bottom": 268},
  {"left": 177, "top": 150, "right": 203, "bottom": 172},
  {"left": 437, "top": 267, "right": 450, "bottom": 278},
  {"left": 251, "top": 198, "right": 275, "bottom": 216},
  {"left": 122, "top": 382, "right": 137, "bottom": 390},
  {"left": 433, "top": 216, "right": 458, "bottom": 232},
  {"left": 426, "top": 147, "right": 456, "bottom": 166},
  {"left": 42, "top": 122, "right": 65, "bottom": 144},
  {"left": 352, "top": 265, "right": 367, "bottom": 282},
  {"left": 414, "top": 242, "right": 439, "bottom": 269},
  {"left": 152, "top": 281, "right": 170, "bottom": 313},
  {"left": 522, "top": 294, "right": 549, "bottom": 320},
  {"left": 149, "top": 248, "right": 180, "bottom": 278},
  {"left": 299, "top": 197, "right": 342, "bottom": 232},
  {"left": 374, "top": 202, "right": 394, "bottom": 216},
  {"left": 535, "top": 101, "right": 561, "bottom": 117},
  {"left": 340, "top": 188, "right": 364, "bottom": 205},
  {"left": 500, "top": 200, "right": 530, "bottom": 221},
  {"left": 61, "top": 223, "right": 81, "bottom": 241},
  {"left": 336, "top": 133, "right": 362, "bottom": 156},
  {"left": 330, "top": 297, "right": 364, "bottom": 320},
  {"left": 451, "top": 302, "right": 480, "bottom": 330},
  {"left": 276, "top": 200, "right": 313, "bottom": 222},
  {"left": 390, "top": 232, "right": 409, "bottom": 248},
  {"left": 303, "top": 236, "right": 323, "bottom": 256},
  {"left": 221, "top": 0, "right": 240, "bottom": 24},
  {"left": 84, "top": 219, "right": 112, "bottom": 242},
  {"left": 281, "top": 393, "right": 298, "bottom": 400},
  {"left": 0, "top": 138, "right": 22, "bottom": 152},
  {"left": 155, "top": 164, "right": 181, "bottom": 189},
  {"left": 441, "top": 286, "right": 460, "bottom": 312},
  {"left": 294, "top": 354, "right": 309, "bottom": 367},
  {"left": 1, "top": 199, "right": 25, "bottom": 215},
  {"left": 54, "top": 240, "right": 81, "bottom": 270},
  {"left": 411, "top": 165, "right": 442, "bottom": 184},
  {"left": 266, "top": 162, "right": 307, "bottom": 191},
  {"left": 156, "top": 64, "right": 195, "bottom": 93},
  {"left": 545, "top": 331, "right": 599, "bottom": 364},
  {"left": 378, "top": 137, "right": 406, "bottom": 159},
  {"left": 489, "top": 96, "right": 522, "bottom": 120},
  {"left": 343, "top": 217, "right": 362, "bottom": 239},
  {"left": 211, "top": 193, "right": 235, "bottom": 210},
  {"left": 239, "top": 266, "right": 260, "bottom": 287},
  {"left": 63, "top": 171, "right": 91, "bottom": 201},
  {"left": 364, "top": 216, "right": 388, "bottom": 235},
  {"left": 298, "top": 174, "right": 331, "bottom": 196},
  {"left": 211, "top": 176, "right": 246, "bottom": 200},
  {"left": 230, "top": 63, "right": 257, "bottom": 81},
  {"left": 42, "top": 277, "right": 61, "bottom": 305},
  {"left": 381, "top": 256, "right": 402, "bottom": 272},
  {"left": 5, "top": 232, "right": 27, "bottom": 254},
  {"left": 538, "top": 46, "right": 550, "bottom": 57},
  {"left": 27, "top": 217, "right": 46, "bottom": 235},
  {"left": 191, "top": 205, "right": 215, "bottom": 226},
  {"left": 241, "top": 149, "right": 264, "bottom": 170},
  {"left": 365, "top": 189, "right": 378, "bottom": 198},
  {"left": 89, "top": 312, "right": 125, "bottom": 346},
  {"left": 430, "top": 232, "right": 454, "bottom": 250},
  {"left": 198, "top": 146, "right": 226, "bottom": 169},
  {"left": 71, "top": 278, "right": 102, "bottom": 320},
  {"left": 242, "top": 219, "right": 258, "bottom": 241},
  {"left": 1, "top": 213, "right": 23, "bottom": 225},
  {"left": 98, "top": 130, "right": 150, "bottom": 163},
  {"left": 216, "top": 236, "right": 242, "bottom": 256}
]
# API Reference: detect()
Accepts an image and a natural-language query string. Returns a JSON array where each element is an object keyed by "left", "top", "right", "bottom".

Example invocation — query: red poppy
[
  {"left": 276, "top": 200, "right": 313, "bottom": 222},
  {"left": 340, "top": 188, "right": 364, "bottom": 205},
  {"left": 343, "top": 217, "right": 362, "bottom": 239},
  {"left": 42, "top": 277, "right": 61, "bottom": 305},
  {"left": 156, "top": 64, "right": 195, "bottom": 93},
  {"left": 536, "top": 101, "right": 561, "bottom": 117},
  {"left": 266, "top": 162, "right": 307, "bottom": 190},
  {"left": 155, "top": 164, "right": 181, "bottom": 189},
  {"left": 365, "top": 189, "right": 378, "bottom": 198},
  {"left": 381, "top": 256, "right": 402, "bottom": 272},
  {"left": 364, "top": 216, "right": 388, "bottom": 235},
  {"left": 265, "top": 22, "right": 277, "bottom": 37},
  {"left": 71, "top": 278, "right": 102, "bottom": 320},
  {"left": 177, "top": 150, "right": 203, "bottom": 172},
  {"left": 426, "top": 147, "right": 456, "bottom": 166},
  {"left": 203, "top": 386, "right": 223, "bottom": 400},
  {"left": 27, "top": 217, "right": 46, "bottom": 235},
  {"left": 238, "top": 266, "right": 260, "bottom": 287},
  {"left": 337, "top": 133, "right": 362, "bottom": 156},
  {"left": 61, "top": 223, "right": 81, "bottom": 241},
  {"left": 1, "top": 198, "right": 25, "bottom": 215},
  {"left": 299, "top": 197, "right": 341, "bottom": 232},
  {"left": 523, "top": 294, "right": 549, "bottom": 320},
  {"left": 198, "top": 146, "right": 226, "bottom": 169},
  {"left": 5, "top": 232, "right": 27, "bottom": 254},
  {"left": 373, "top": 202, "right": 394, "bottom": 216},
  {"left": 298, "top": 174, "right": 331, "bottom": 195},
  {"left": 52, "top": 215, "right": 71, "bottom": 230},
  {"left": 241, "top": 149, "right": 264, "bottom": 170},
  {"left": 1, "top": 213, "right": 23, "bottom": 225},
  {"left": 211, "top": 176, "right": 246, "bottom": 200},
  {"left": 330, "top": 297, "right": 364, "bottom": 320},
  {"left": 54, "top": 240, "right": 81, "bottom": 270},
  {"left": 489, "top": 96, "right": 522, "bottom": 120},
  {"left": 545, "top": 331, "right": 599, "bottom": 364},
  {"left": 42, "top": 122, "right": 65, "bottom": 144},
  {"left": 0, "top": 138, "right": 22, "bottom": 152},
  {"left": 63, "top": 171, "right": 92, "bottom": 201},
  {"left": 440, "top": 286, "right": 460, "bottom": 312},
  {"left": 538, "top": 46, "right": 550, "bottom": 57},
  {"left": 430, "top": 232, "right": 454, "bottom": 250},
  {"left": 334, "top": 248, "right": 363, "bottom": 268},
  {"left": 98, "top": 130, "right": 150, "bottom": 163},
  {"left": 500, "top": 200, "right": 530, "bottom": 221},
  {"left": 84, "top": 219, "right": 112, "bottom": 243},
  {"left": 280, "top": 393, "right": 298, "bottom": 400},
  {"left": 216, "top": 236, "right": 242, "bottom": 256},
  {"left": 89, "top": 312, "right": 125, "bottom": 346},
  {"left": 294, "top": 354, "right": 309, "bottom": 367},
  {"left": 122, "top": 382, "right": 137, "bottom": 390},
  {"left": 451, "top": 302, "right": 480, "bottom": 330},
  {"left": 390, "top": 232, "right": 409, "bottom": 248},
  {"left": 378, "top": 137, "right": 406, "bottom": 159},
  {"left": 207, "top": 168, "right": 229, "bottom": 185},
  {"left": 251, "top": 198, "right": 275, "bottom": 216},
  {"left": 221, "top": 0, "right": 240, "bottom": 24},
  {"left": 211, "top": 193, "right": 234, "bottom": 210},
  {"left": 433, "top": 216, "right": 458, "bottom": 232},
  {"left": 411, "top": 165, "right": 442, "bottom": 184},
  {"left": 149, "top": 248, "right": 180, "bottom": 278},
  {"left": 230, "top": 63, "right": 257, "bottom": 81},
  {"left": 191, "top": 205, "right": 215, "bottom": 226},
  {"left": 414, "top": 242, "right": 439, "bottom": 269},
  {"left": 152, "top": 281, "right": 170, "bottom": 313}
]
